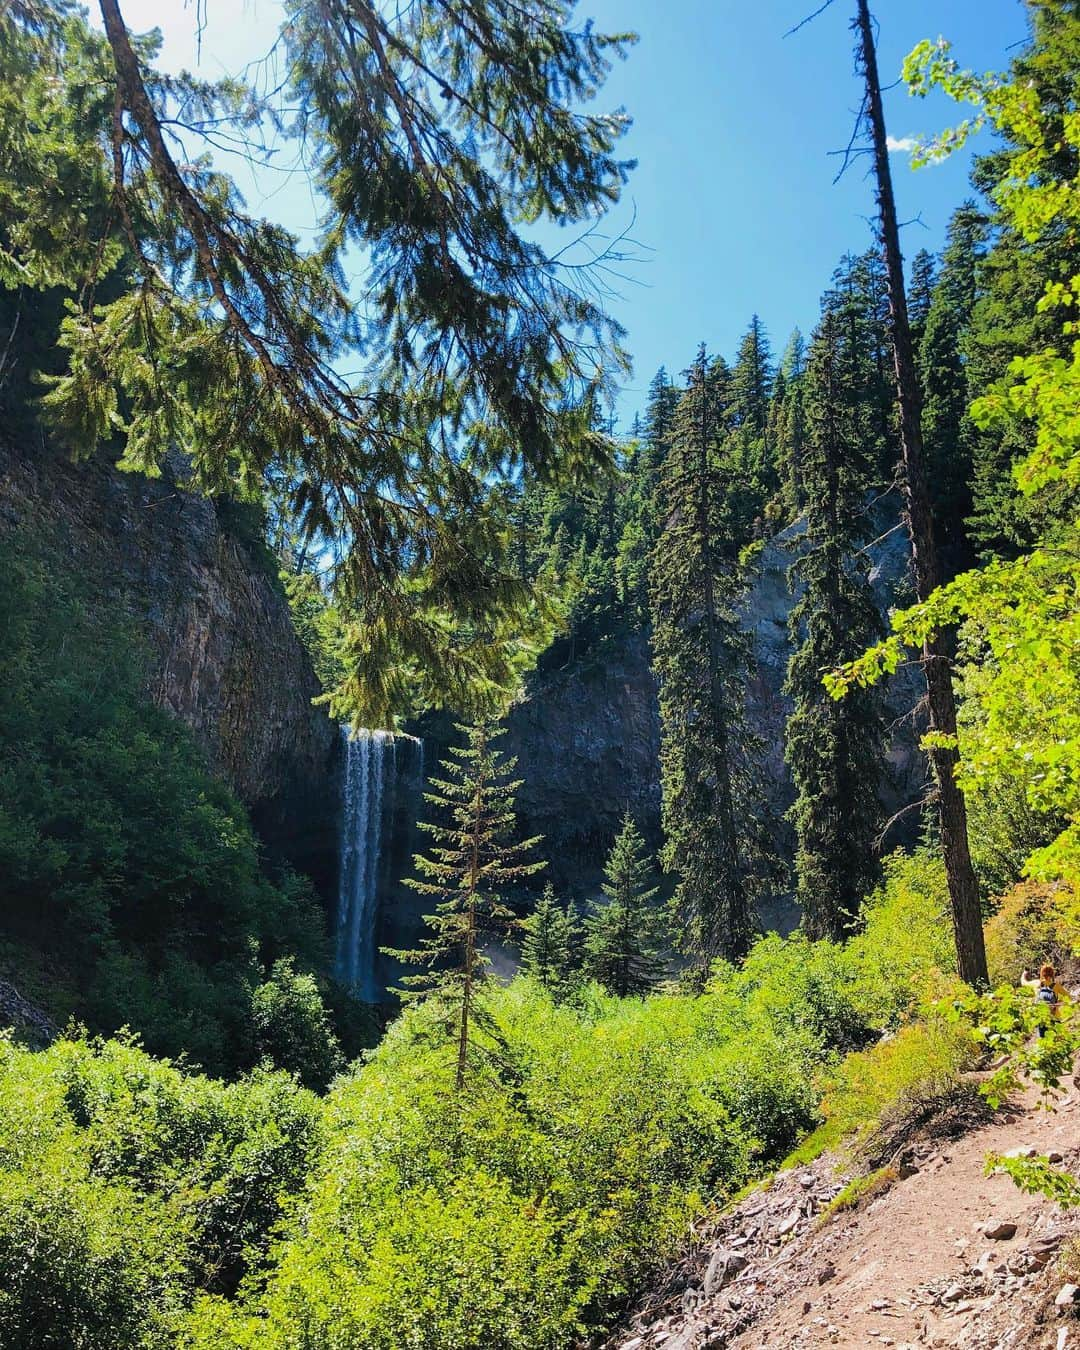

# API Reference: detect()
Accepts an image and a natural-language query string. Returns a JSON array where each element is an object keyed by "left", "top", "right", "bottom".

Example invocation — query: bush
[
  {"left": 0, "top": 1031, "right": 324, "bottom": 1347},
  {"left": 984, "top": 880, "right": 1080, "bottom": 986},
  {"left": 252, "top": 959, "right": 343, "bottom": 1091}
]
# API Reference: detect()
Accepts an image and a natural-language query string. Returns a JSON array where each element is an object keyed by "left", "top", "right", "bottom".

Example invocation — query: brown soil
[{"left": 604, "top": 1083, "right": 1080, "bottom": 1350}]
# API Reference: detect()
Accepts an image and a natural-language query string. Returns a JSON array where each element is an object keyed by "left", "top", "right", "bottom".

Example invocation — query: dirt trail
[{"left": 605, "top": 1086, "right": 1080, "bottom": 1350}]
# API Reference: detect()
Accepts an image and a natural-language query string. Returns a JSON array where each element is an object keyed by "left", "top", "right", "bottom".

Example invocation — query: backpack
[{"left": 1037, "top": 983, "right": 1057, "bottom": 1006}]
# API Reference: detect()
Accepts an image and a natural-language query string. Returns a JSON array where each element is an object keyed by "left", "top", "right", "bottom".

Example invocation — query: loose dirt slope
[{"left": 605, "top": 1088, "right": 1080, "bottom": 1349}]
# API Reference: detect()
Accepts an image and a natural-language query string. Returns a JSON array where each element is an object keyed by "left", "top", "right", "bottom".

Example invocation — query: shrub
[
  {"left": 983, "top": 880, "right": 1080, "bottom": 986},
  {"left": 252, "top": 958, "right": 343, "bottom": 1091}
]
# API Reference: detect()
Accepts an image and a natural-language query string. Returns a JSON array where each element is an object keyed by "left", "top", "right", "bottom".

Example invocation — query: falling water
[{"left": 335, "top": 727, "right": 423, "bottom": 1001}]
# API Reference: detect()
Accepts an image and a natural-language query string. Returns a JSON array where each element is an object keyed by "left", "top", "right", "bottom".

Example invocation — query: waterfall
[{"left": 335, "top": 727, "right": 423, "bottom": 1001}]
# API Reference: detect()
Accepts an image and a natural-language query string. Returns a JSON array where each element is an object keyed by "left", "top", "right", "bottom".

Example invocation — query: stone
[
  {"left": 1003, "top": 1146, "right": 1039, "bottom": 1159},
  {"left": 703, "top": 1248, "right": 748, "bottom": 1296},
  {"left": 1056, "top": 1284, "right": 1079, "bottom": 1308},
  {"left": 981, "top": 1219, "right": 1018, "bottom": 1241},
  {"left": 817, "top": 1264, "right": 837, "bottom": 1286},
  {"left": 0, "top": 442, "right": 339, "bottom": 897},
  {"left": 778, "top": 1210, "right": 802, "bottom": 1237}
]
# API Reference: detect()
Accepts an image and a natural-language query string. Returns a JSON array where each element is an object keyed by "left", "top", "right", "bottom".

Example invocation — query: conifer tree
[
  {"left": 390, "top": 724, "right": 544, "bottom": 1088},
  {"left": 919, "top": 202, "right": 989, "bottom": 573},
  {"left": 908, "top": 248, "right": 937, "bottom": 349},
  {"left": 731, "top": 315, "right": 774, "bottom": 435},
  {"left": 1, "top": 0, "right": 636, "bottom": 726},
  {"left": 584, "top": 813, "right": 666, "bottom": 996},
  {"left": 650, "top": 347, "right": 770, "bottom": 964},
  {"left": 769, "top": 329, "right": 809, "bottom": 519},
  {"left": 785, "top": 306, "right": 885, "bottom": 939},
  {"left": 521, "top": 884, "right": 580, "bottom": 999}
]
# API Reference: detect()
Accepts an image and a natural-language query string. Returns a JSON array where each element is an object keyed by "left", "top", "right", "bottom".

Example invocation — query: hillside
[{"left": 607, "top": 1075, "right": 1080, "bottom": 1349}]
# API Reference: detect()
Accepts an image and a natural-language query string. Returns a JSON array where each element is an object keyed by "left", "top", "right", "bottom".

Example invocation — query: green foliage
[
  {"left": 0, "top": 836, "right": 966, "bottom": 1350},
  {"left": 0, "top": 1033, "right": 323, "bottom": 1345},
  {"left": 1, "top": 0, "right": 637, "bottom": 725},
  {"left": 584, "top": 813, "right": 668, "bottom": 997},
  {"left": 948, "top": 981, "right": 1080, "bottom": 1110},
  {"left": 817, "top": 1017, "right": 972, "bottom": 1152},
  {"left": 252, "top": 959, "right": 344, "bottom": 1092},
  {"left": 986, "top": 1153, "right": 1080, "bottom": 1208},
  {"left": 389, "top": 723, "right": 544, "bottom": 1088},
  {"left": 818, "top": 1164, "right": 898, "bottom": 1223},
  {"left": 785, "top": 294, "right": 886, "bottom": 939},
  {"left": 649, "top": 347, "right": 779, "bottom": 962},
  {"left": 0, "top": 532, "right": 332, "bottom": 1076},
  {"left": 520, "top": 884, "right": 580, "bottom": 1000}
]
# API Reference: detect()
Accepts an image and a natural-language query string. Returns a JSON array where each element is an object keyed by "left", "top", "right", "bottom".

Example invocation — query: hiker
[{"left": 1021, "top": 963, "right": 1069, "bottom": 1036}]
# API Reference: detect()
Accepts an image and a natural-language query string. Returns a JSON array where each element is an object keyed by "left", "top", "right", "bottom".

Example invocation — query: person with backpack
[{"left": 1021, "top": 963, "right": 1069, "bottom": 1036}]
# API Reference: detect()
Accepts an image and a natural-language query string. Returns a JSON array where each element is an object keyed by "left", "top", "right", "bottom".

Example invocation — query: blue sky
[{"left": 107, "top": 0, "right": 1028, "bottom": 424}]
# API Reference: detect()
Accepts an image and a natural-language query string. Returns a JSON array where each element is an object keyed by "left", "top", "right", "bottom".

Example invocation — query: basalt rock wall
[{"left": 0, "top": 441, "right": 339, "bottom": 896}]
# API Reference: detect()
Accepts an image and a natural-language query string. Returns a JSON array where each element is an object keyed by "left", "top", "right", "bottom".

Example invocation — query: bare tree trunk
[{"left": 854, "top": 0, "right": 988, "bottom": 987}]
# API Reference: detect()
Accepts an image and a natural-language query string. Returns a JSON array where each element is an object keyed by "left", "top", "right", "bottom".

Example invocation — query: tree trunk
[{"left": 854, "top": 0, "right": 988, "bottom": 988}]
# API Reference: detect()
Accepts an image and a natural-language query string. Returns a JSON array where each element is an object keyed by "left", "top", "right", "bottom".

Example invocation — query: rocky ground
[{"left": 604, "top": 1083, "right": 1080, "bottom": 1349}]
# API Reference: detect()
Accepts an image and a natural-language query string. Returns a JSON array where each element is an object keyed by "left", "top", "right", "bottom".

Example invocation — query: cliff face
[
  {"left": 0, "top": 442, "right": 339, "bottom": 894},
  {"left": 501, "top": 632, "right": 663, "bottom": 881},
  {"left": 501, "top": 502, "right": 925, "bottom": 906}
]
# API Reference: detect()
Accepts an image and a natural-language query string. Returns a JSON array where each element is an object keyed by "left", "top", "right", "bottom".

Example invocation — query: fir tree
[
  {"left": 769, "top": 330, "right": 809, "bottom": 520},
  {"left": 649, "top": 347, "right": 771, "bottom": 964},
  {"left": 919, "top": 203, "right": 989, "bottom": 573},
  {"left": 520, "top": 884, "right": 580, "bottom": 998},
  {"left": 908, "top": 248, "right": 937, "bottom": 350},
  {"left": 584, "top": 813, "right": 666, "bottom": 996},
  {"left": 731, "top": 315, "right": 774, "bottom": 436},
  {"left": 389, "top": 724, "right": 545, "bottom": 1089},
  {"left": 1, "top": 0, "right": 635, "bottom": 726},
  {"left": 785, "top": 306, "right": 886, "bottom": 939}
]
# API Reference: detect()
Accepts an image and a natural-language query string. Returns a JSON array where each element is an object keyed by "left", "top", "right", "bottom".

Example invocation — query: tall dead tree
[{"left": 853, "top": 0, "right": 988, "bottom": 987}]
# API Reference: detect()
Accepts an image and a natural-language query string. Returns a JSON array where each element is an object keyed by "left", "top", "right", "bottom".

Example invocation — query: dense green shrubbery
[
  {"left": 0, "top": 851, "right": 960, "bottom": 1350},
  {"left": 0, "top": 1033, "right": 323, "bottom": 1346},
  {"left": 0, "top": 534, "right": 337, "bottom": 1077}
]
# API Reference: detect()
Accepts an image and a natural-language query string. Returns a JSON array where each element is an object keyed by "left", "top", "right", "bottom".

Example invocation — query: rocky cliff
[
  {"left": 0, "top": 441, "right": 340, "bottom": 894},
  {"left": 500, "top": 500, "right": 925, "bottom": 912}
]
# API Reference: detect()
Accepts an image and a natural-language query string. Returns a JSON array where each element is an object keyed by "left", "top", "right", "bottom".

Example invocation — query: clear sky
[{"left": 105, "top": 0, "right": 1029, "bottom": 424}]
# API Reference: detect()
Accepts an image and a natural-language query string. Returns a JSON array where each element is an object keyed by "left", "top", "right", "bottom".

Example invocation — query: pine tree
[
  {"left": 584, "top": 813, "right": 666, "bottom": 996},
  {"left": 919, "top": 203, "right": 989, "bottom": 573},
  {"left": 649, "top": 346, "right": 770, "bottom": 964},
  {"left": 908, "top": 248, "right": 937, "bottom": 350},
  {"left": 2, "top": 0, "right": 635, "bottom": 726},
  {"left": 389, "top": 724, "right": 545, "bottom": 1089},
  {"left": 769, "top": 330, "right": 809, "bottom": 520},
  {"left": 520, "top": 884, "right": 580, "bottom": 998},
  {"left": 785, "top": 306, "right": 886, "bottom": 939}
]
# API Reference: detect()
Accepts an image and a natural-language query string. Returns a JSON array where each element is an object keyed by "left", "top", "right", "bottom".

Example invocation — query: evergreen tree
[
  {"left": 584, "top": 813, "right": 666, "bottom": 996},
  {"left": 908, "top": 248, "right": 937, "bottom": 349},
  {"left": 1, "top": 0, "right": 635, "bottom": 726},
  {"left": 520, "top": 884, "right": 580, "bottom": 998},
  {"left": 649, "top": 347, "right": 770, "bottom": 964},
  {"left": 785, "top": 306, "right": 886, "bottom": 939},
  {"left": 854, "top": 0, "right": 987, "bottom": 987},
  {"left": 731, "top": 315, "right": 774, "bottom": 435},
  {"left": 390, "top": 724, "right": 545, "bottom": 1089},
  {"left": 769, "top": 329, "right": 809, "bottom": 520},
  {"left": 919, "top": 202, "right": 989, "bottom": 573}
]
